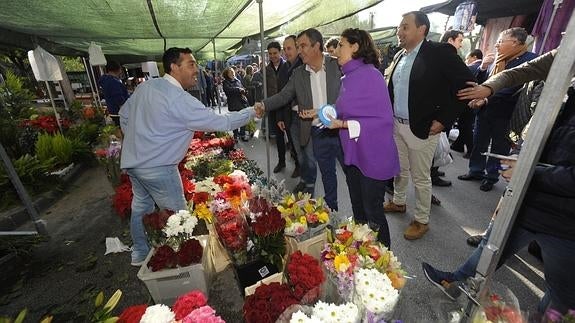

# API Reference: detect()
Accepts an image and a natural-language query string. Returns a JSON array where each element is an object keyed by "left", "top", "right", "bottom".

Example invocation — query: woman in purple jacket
[{"left": 329, "top": 28, "right": 400, "bottom": 247}]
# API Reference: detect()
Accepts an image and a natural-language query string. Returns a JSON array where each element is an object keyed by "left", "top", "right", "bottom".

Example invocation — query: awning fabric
[
  {"left": 0, "top": 0, "right": 382, "bottom": 61},
  {"left": 420, "top": 0, "right": 543, "bottom": 25}
]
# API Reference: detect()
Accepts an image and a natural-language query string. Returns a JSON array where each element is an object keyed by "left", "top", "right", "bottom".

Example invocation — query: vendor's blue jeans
[
  {"left": 290, "top": 115, "right": 317, "bottom": 194},
  {"left": 127, "top": 165, "right": 187, "bottom": 262},
  {"left": 311, "top": 127, "right": 344, "bottom": 211},
  {"left": 454, "top": 222, "right": 575, "bottom": 313}
]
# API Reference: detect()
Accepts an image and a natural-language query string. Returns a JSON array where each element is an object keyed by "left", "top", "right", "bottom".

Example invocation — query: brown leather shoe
[
  {"left": 383, "top": 201, "right": 406, "bottom": 213},
  {"left": 404, "top": 221, "right": 429, "bottom": 240}
]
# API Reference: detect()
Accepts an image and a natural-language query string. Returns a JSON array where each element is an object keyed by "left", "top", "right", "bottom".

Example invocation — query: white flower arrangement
[
  {"left": 163, "top": 210, "right": 198, "bottom": 237},
  {"left": 162, "top": 210, "right": 198, "bottom": 251},
  {"left": 139, "top": 304, "right": 175, "bottom": 323},
  {"left": 288, "top": 301, "right": 361, "bottom": 323},
  {"left": 194, "top": 177, "right": 222, "bottom": 195},
  {"left": 353, "top": 268, "right": 399, "bottom": 316}
]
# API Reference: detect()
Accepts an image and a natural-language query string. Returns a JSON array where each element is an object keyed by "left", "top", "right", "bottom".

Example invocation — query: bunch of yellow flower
[{"left": 276, "top": 192, "right": 330, "bottom": 237}]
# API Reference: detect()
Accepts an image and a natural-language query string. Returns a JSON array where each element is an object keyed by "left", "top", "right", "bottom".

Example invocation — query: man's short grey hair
[
  {"left": 501, "top": 27, "right": 528, "bottom": 44},
  {"left": 297, "top": 28, "right": 324, "bottom": 51}
]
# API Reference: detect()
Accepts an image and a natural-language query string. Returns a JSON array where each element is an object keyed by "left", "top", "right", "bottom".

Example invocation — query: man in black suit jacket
[{"left": 384, "top": 11, "right": 474, "bottom": 240}]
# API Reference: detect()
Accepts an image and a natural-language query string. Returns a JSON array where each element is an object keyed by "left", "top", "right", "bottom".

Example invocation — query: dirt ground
[{"left": 0, "top": 166, "right": 244, "bottom": 322}]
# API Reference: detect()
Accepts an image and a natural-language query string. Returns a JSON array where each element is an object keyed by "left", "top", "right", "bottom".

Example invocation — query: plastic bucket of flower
[{"left": 137, "top": 235, "right": 209, "bottom": 305}]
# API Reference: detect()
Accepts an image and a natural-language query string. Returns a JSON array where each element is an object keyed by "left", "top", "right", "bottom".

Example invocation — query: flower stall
[{"left": 111, "top": 132, "right": 409, "bottom": 322}]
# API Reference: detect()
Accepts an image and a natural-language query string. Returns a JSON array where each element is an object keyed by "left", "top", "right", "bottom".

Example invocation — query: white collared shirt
[
  {"left": 306, "top": 61, "right": 327, "bottom": 126},
  {"left": 163, "top": 73, "right": 183, "bottom": 90}
]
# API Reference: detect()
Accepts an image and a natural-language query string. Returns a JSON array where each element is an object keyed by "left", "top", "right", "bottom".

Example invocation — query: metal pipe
[
  {"left": 257, "top": 0, "right": 271, "bottom": 182},
  {"left": 44, "top": 80, "right": 63, "bottom": 133},
  {"left": 0, "top": 143, "right": 47, "bottom": 236}
]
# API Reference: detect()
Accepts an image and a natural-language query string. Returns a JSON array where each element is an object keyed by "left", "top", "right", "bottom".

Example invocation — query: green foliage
[
  {"left": 60, "top": 56, "right": 84, "bottom": 72},
  {"left": 35, "top": 133, "right": 74, "bottom": 166},
  {"left": 0, "top": 70, "right": 34, "bottom": 120},
  {"left": 0, "top": 154, "right": 57, "bottom": 210},
  {"left": 0, "top": 235, "right": 48, "bottom": 257},
  {"left": 66, "top": 122, "right": 101, "bottom": 145},
  {"left": 0, "top": 119, "right": 37, "bottom": 159},
  {"left": 189, "top": 156, "right": 233, "bottom": 181}
]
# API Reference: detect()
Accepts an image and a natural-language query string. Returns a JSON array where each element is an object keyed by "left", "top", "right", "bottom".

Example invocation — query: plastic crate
[{"left": 137, "top": 235, "right": 209, "bottom": 305}]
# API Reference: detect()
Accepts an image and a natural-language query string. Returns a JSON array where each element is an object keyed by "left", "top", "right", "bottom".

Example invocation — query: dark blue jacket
[{"left": 99, "top": 74, "right": 129, "bottom": 115}]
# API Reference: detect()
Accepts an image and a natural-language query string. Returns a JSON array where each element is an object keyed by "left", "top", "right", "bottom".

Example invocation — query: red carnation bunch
[
  {"left": 243, "top": 282, "right": 299, "bottom": 323},
  {"left": 286, "top": 251, "right": 325, "bottom": 302},
  {"left": 177, "top": 239, "right": 203, "bottom": 267},
  {"left": 117, "top": 304, "right": 148, "bottom": 323},
  {"left": 148, "top": 245, "right": 177, "bottom": 272},
  {"left": 172, "top": 290, "right": 208, "bottom": 320},
  {"left": 147, "top": 238, "right": 204, "bottom": 272},
  {"left": 112, "top": 175, "right": 133, "bottom": 218},
  {"left": 142, "top": 209, "right": 174, "bottom": 246}
]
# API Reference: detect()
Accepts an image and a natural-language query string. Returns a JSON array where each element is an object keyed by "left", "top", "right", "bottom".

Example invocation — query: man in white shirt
[{"left": 120, "top": 47, "right": 262, "bottom": 265}]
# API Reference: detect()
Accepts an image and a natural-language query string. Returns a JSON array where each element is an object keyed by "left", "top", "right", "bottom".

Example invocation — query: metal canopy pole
[
  {"left": 44, "top": 80, "right": 63, "bottom": 133},
  {"left": 82, "top": 57, "right": 100, "bottom": 109},
  {"left": 256, "top": 0, "right": 271, "bottom": 182},
  {"left": 213, "top": 38, "right": 221, "bottom": 114},
  {"left": 461, "top": 15, "right": 575, "bottom": 321},
  {"left": 0, "top": 143, "right": 47, "bottom": 236}
]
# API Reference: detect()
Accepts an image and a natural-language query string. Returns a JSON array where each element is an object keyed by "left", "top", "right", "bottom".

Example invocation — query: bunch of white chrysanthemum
[
  {"left": 162, "top": 210, "right": 198, "bottom": 250},
  {"left": 288, "top": 301, "right": 361, "bottom": 323},
  {"left": 353, "top": 268, "right": 399, "bottom": 316},
  {"left": 194, "top": 177, "right": 222, "bottom": 194},
  {"left": 140, "top": 304, "right": 175, "bottom": 323},
  {"left": 311, "top": 301, "right": 360, "bottom": 323}
]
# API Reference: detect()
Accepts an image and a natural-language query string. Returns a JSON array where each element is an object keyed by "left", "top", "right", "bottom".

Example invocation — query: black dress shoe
[
  {"left": 273, "top": 163, "right": 286, "bottom": 173},
  {"left": 292, "top": 181, "right": 306, "bottom": 193},
  {"left": 458, "top": 174, "right": 483, "bottom": 181},
  {"left": 436, "top": 170, "right": 446, "bottom": 177},
  {"left": 431, "top": 194, "right": 441, "bottom": 206},
  {"left": 479, "top": 180, "right": 494, "bottom": 191},
  {"left": 432, "top": 177, "right": 452, "bottom": 187},
  {"left": 291, "top": 165, "right": 300, "bottom": 178}
]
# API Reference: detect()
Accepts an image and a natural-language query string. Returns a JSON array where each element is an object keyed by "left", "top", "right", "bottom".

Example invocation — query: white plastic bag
[{"left": 433, "top": 132, "right": 453, "bottom": 167}]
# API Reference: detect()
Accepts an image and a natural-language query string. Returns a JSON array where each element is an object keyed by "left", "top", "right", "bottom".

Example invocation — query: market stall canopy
[
  {"left": 0, "top": 0, "right": 382, "bottom": 61},
  {"left": 420, "top": 0, "right": 543, "bottom": 24}
]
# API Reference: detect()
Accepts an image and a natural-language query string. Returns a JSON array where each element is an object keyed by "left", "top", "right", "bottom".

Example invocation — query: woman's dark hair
[
  {"left": 222, "top": 67, "right": 234, "bottom": 80},
  {"left": 341, "top": 28, "right": 381, "bottom": 69},
  {"left": 162, "top": 47, "right": 193, "bottom": 74}
]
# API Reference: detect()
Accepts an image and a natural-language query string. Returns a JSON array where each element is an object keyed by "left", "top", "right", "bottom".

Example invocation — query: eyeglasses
[{"left": 496, "top": 39, "right": 516, "bottom": 45}]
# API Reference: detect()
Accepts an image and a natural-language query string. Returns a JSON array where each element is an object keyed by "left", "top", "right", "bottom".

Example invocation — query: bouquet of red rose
[
  {"left": 251, "top": 205, "right": 286, "bottom": 270},
  {"left": 243, "top": 282, "right": 299, "bottom": 323},
  {"left": 285, "top": 251, "right": 325, "bottom": 303},
  {"left": 143, "top": 209, "right": 174, "bottom": 247},
  {"left": 147, "top": 238, "right": 203, "bottom": 272}
]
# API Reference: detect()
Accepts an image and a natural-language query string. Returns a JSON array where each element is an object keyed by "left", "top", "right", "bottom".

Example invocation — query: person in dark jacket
[
  {"left": 423, "top": 48, "right": 575, "bottom": 315},
  {"left": 99, "top": 60, "right": 129, "bottom": 126},
  {"left": 222, "top": 67, "right": 249, "bottom": 141},
  {"left": 458, "top": 28, "right": 538, "bottom": 191}
]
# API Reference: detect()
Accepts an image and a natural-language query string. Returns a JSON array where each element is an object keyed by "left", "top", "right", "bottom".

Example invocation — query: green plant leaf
[
  {"left": 94, "top": 291, "right": 104, "bottom": 307},
  {"left": 14, "top": 308, "right": 27, "bottom": 323}
]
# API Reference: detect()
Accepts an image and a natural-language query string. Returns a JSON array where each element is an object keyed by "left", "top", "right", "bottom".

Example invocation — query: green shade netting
[{"left": 0, "top": 0, "right": 382, "bottom": 59}]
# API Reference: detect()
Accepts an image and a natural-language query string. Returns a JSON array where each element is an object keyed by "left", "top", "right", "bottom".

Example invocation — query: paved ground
[{"left": 0, "top": 112, "right": 545, "bottom": 322}]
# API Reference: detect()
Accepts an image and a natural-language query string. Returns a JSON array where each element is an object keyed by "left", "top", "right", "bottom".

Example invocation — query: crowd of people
[{"left": 100, "top": 9, "right": 574, "bottom": 318}]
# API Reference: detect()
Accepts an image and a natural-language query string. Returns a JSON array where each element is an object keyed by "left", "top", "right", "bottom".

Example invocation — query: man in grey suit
[{"left": 255, "top": 28, "right": 344, "bottom": 211}]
